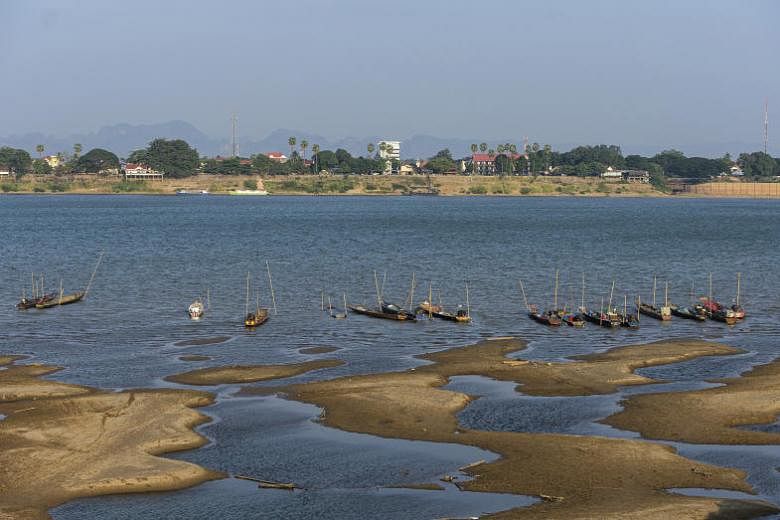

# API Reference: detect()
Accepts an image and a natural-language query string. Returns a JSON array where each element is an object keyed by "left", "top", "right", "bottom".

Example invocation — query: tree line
[{"left": 2, "top": 137, "right": 779, "bottom": 181}]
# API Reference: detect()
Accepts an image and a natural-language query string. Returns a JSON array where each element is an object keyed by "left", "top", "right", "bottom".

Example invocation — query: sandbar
[
  {"left": 0, "top": 357, "right": 221, "bottom": 520},
  {"left": 604, "top": 359, "right": 780, "bottom": 444},
  {"left": 270, "top": 337, "right": 776, "bottom": 519},
  {"left": 179, "top": 354, "right": 212, "bottom": 362},
  {"left": 165, "top": 359, "right": 344, "bottom": 386}
]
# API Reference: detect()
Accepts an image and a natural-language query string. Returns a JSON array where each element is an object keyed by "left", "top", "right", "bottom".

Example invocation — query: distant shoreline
[{"left": 1, "top": 174, "right": 779, "bottom": 198}]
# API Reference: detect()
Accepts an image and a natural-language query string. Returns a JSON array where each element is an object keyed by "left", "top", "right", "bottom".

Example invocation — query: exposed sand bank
[
  {"left": 0, "top": 358, "right": 221, "bottom": 520},
  {"left": 421, "top": 337, "right": 741, "bottom": 396},
  {"left": 263, "top": 338, "right": 776, "bottom": 519},
  {"left": 165, "top": 359, "right": 344, "bottom": 386},
  {"left": 179, "top": 354, "right": 212, "bottom": 361},
  {"left": 604, "top": 359, "right": 780, "bottom": 444}
]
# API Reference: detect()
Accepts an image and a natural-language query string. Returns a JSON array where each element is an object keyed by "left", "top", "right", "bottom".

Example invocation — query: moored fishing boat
[
  {"left": 17, "top": 293, "right": 56, "bottom": 310},
  {"left": 580, "top": 307, "right": 621, "bottom": 328},
  {"left": 417, "top": 282, "right": 472, "bottom": 323},
  {"left": 348, "top": 304, "right": 417, "bottom": 321},
  {"left": 670, "top": 304, "right": 707, "bottom": 321},
  {"left": 636, "top": 277, "right": 671, "bottom": 321},
  {"left": 561, "top": 312, "right": 585, "bottom": 327},
  {"left": 36, "top": 291, "right": 85, "bottom": 308},
  {"left": 700, "top": 273, "right": 738, "bottom": 325},
  {"left": 528, "top": 305, "right": 562, "bottom": 326}
]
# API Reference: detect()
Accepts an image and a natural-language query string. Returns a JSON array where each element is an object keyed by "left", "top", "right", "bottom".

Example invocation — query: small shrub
[
  {"left": 468, "top": 185, "right": 488, "bottom": 194},
  {"left": 111, "top": 181, "right": 147, "bottom": 193},
  {"left": 243, "top": 179, "right": 258, "bottom": 190},
  {"left": 596, "top": 182, "right": 610, "bottom": 193},
  {"left": 1, "top": 183, "right": 20, "bottom": 193},
  {"left": 33, "top": 186, "right": 45, "bottom": 193},
  {"left": 520, "top": 187, "right": 532, "bottom": 195}
]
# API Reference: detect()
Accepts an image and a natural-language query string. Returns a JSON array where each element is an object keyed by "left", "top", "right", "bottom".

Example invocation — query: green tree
[
  {"left": 145, "top": 139, "right": 199, "bottom": 178},
  {"left": 288, "top": 136, "right": 296, "bottom": 159},
  {"left": 76, "top": 148, "right": 120, "bottom": 173},
  {"left": 300, "top": 139, "right": 308, "bottom": 161},
  {"left": 739, "top": 151, "right": 777, "bottom": 178},
  {"left": 312, "top": 144, "right": 321, "bottom": 172},
  {"left": 0, "top": 147, "right": 32, "bottom": 180},
  {"left": 479, "top": 142, "right": 487, "bottom": 153},
  {"left": 32, "top": 159, "right": 52, "bottom": 175},
  {"left": 36, "top": 144, "right": 44, "bottom": 158},
  {"left": 426, "top": 149, "right": 456, "bottom": 173},
  {"left": 251, "top": 153, "right": 274, "bottom": 172},
  {"left": 367, "top": 143, "right": 375, "bottom": 157},
  {"left": 73, "top": 143, "right": 82, "bottom": 159}
]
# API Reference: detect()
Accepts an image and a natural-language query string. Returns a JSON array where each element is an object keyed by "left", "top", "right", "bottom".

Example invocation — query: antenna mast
[
  {"left": 764, "top": 98, "right": 769, "bottom": 155},
  {"left": 231, "top": 114, "right": 239, "bottom": 158}
]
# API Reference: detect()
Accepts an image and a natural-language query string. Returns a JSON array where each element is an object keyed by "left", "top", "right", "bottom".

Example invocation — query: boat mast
[
  {"left": 690, "top": 281, "right": 695, "bottom": 305},
  {"left": 652, "top": 275, "right": 657, "bottom": 308},
  {"left": 428, "top": 282, "right": 433, "bottom": 318},
  {"left": 664, "top": 281, "right": 669, "bottom": 308},
  {"left": 266, "top": 260, "right": 277, "bottom": 315},
  {"left": 608, "top": 280, "right": 615, "bottom": 312},
  {"left": 245, "top": 272, "right": 250, "bottom": 317},
  {"left": 328, "top": 295, "right": 333, "bottom": 316},
  {"left": 518, "top": 279, "right": 530, "bottom": 311},
  {"left": 708, "top": 272, "right": 713, "bottom": 303},
  {"left": 343, "top": 293, "right": 348, "bottom": 317},
  {"left": 554, "top": 269, "right": 559, "bottom": 310},
  {"left": 206, "top": 287, "right": 210, "bottom": 310},
  {"left": 624, "top": 294, "right": 627, "bottom": 318},
  {"left": 636, "top": 294, "right": 641, "bottom": 321},
  {"left": 82, "top": 251, "right": 104, "bottom": 299},
  {"left": 321, "top": 290, "right": 324, "bottom": 312},
  {"left": 581, "top": 273, "right": 585, "bottom": 311},
  {"left": 465, "top": 281, "right": 470, "bottom": 318},
  {"left": 59, "top": 279, "right": 63, "bottom": 305},
  {"left": 373, "top": 271, "right": 382, "bottom": 306},
  {"left": 408, "top": 272, "right": 416, "bottom": 312},
  {"left": 736, "top": 272, "right": 741, "bottom": 306},
  {"left": 32, "top": 272, "right": 37, "bottom": 299}
]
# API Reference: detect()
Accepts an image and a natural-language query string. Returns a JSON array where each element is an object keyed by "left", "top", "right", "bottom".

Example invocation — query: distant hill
[{"left": 0, "top": 121, "right": 769, "bottom": 160}]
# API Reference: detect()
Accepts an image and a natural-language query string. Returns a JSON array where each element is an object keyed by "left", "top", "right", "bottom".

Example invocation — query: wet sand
[
  {"left": 174, "top": 336, "right": 232, "bottom": 347},
  {"left": 421, "top": 337, "right": 742, "bottom": 396},
  {"left": 165, "top": 359, "right": 344, "bottom": 386},
  {"left": 179, "top": 354, "right": 212, "bottom": 362},
  {"left": 266, "top": 338, "right": 777, "bottom": 519},
  {"left": 604, "top": 359, "right": 780, "bottom": 445},
  {"left": 0, "top": 357, "right": 222, "bottom": 520}
]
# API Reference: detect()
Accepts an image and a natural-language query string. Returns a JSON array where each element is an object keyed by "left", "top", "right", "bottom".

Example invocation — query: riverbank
[{"left": 2, "top": 173, "right": 779, "bottom": 197}]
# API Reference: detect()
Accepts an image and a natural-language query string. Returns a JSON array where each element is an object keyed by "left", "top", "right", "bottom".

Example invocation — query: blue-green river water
[{"left": 1, "top": 195, "right": 778, "bottom": 519}]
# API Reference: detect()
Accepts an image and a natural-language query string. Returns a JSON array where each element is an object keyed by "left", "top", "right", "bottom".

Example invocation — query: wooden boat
[
  {"left": 243, "top": 265, "right": 275, "bottom": 328},
  {"left": 348, "top": 304, "right": 417, "bottom": 321},
  {"left": 561, "top": 312, "right": 585, "bottom": 327},
  {"left": 417, "top": 282, "right": 472, "bottom": 323},
  {"left": 328, "top": 293, "right": 348, "bottom": 319},
  {"left": 617, "top": 295, "right": 640, "bottom": 329},
  {"left": 700, "top": 273, "right": 738, "bottom": 325},
  {"left": 17, "top": 292, "right": 56, "bottom": 310},
  {"left": 580, "top": 308, "right": 621, "bottom": 328},
  {"left": 637, "top": 277, "right": 671, "bottom": 321},
  {"left": 670, "top": 304, "right": 707, "bottom": 321},
  {"left": 33, "top": 253, "right": 103, "bottom": 310},
  {"left": 528, "top": 305, "right": 562, "bottom": 326}
]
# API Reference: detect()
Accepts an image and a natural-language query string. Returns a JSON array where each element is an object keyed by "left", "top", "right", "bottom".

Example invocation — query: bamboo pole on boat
[
  {"left": 343, "top": 293, "right": 348, "bottom": 318},
  {"left": 624, "top": 294, "right": 627, "bottom": 318},
  {"left": 580, "top": 273, "right": 586, "bottom": 312},
  {"left": 373, "top": 271, "right": 382, "bottom": 306},
  {"left": 82, "top": 252, "right": 104, "bottom": 299},
  {"left": 637, "top": 295, "right": 641, "bottom": 321},
  {"left": 328, "top": 295, "right": 333, "bottom": 316},
  {"left": 408, "top": 272, "right": 416, "bottom": 312},
  {"left": 553, "top": 269, "right": 559, "bottom": 310},
  {"left": 518, "top": 279, "right": 530, "bottom": 311},
  {"left": 608, "top": 280, "right": 615, "bottom": 312},
  {"left": 736, "top": 272, "right": 741, "bottom": 306},
  {"left": 664, "top": 281, "right": 669, "bottom": 307},
  {"left": 59, "top": 279, "right": 63, "bottom": 305},
  {"left": 321, "top": 290, "right": 325, "bottom": 312},
  {"left": 266, "top": 260, "right": 277, "bottom": 315},
  {"left": 428, "top": 282, "right": 433, "bottom": 319},
  {"left": 381, "top": 272, "right": 387, "bottom": 301},
  {"left": 206, "top": 288, "right": 210, "bottom": 310},
  {"left": 245, "top": 272, "right": 250, "bottom": 317},
  {"left": 465, "top": 282, "right": 470, "bottom": 318},
  {"left": 32, "top": 272, "right": 37, "bottom": 299},
  {"left": 600, "top": 296, "right": 604, "bottom": 325},
  {"left": 652, "top": 276, "right": 657, "bottom": 308},
  {"left": 708, "top": 272, "right": 713, "bottom": 303}
]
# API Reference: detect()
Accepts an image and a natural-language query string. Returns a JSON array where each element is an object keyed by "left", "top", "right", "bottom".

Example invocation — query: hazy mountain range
[{"left": 0, "top": 121, "right": 766, "bottom": 160}]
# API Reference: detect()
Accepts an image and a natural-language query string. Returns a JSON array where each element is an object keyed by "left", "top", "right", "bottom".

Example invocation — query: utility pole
[
  {"left": 231, "top": 114, "right": 239, "bottom": 158},
  {"left": 764, "top": 98, "right": 769, "bottom": 155}
]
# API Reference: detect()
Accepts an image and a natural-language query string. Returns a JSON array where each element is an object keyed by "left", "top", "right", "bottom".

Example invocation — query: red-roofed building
[
  {"left": 470, "top": 152, "right": 524, "bottom": 175},
  {"left": 265, "top": 152, "right": 288, "bottom": 163},
  {"left": 124, "top": 163, "right": 163, "bottom": 180}
]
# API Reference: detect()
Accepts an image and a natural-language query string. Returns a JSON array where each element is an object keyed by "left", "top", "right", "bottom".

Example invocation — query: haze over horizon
[{"left": 1, "top": 0, "right": 778, "bottom": 155}]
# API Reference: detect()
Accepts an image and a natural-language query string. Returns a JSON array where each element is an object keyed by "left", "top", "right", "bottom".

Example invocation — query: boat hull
[
  {"left": 349, "top": 305, "right": 417, "bottom": 321},
  {"left": 35, "top": 292, "right": 84, "bottom": 308}
]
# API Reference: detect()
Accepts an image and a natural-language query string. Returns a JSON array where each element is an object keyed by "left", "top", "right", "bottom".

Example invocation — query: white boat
[
  {"left": 177, "top": 190, "right": 209, "bottom": 195},
  {"left": 188, "top": 299, "right": 204, "bottom": 319},
  {"left": 228, "top": 189, "right": 268, "bottom": 196}
]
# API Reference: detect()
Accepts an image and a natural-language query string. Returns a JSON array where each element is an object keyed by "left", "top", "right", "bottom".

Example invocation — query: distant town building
[
  {"left": 124, "top": 163, "right": 164, "bottom": 180},
  {"left": 600, "top": 167, "right": 650, "bottom": 183},
  {"left": 379, "top": 141, "right": 401, "bottom": 173},
  {"left": 43, "top": 155, "right": 61, "bottom": 168},
  {"left": 469, "top": 153, "right": 523, "bottom": 175},
  {"left": 265, "top": 152, "right": 288, "bottom": 163},
  {"left": 398, "top": 164, "right": 417, "bottom": 175},
  {"left": 0, "top": 168, "right": 10, "bottom": 177}
]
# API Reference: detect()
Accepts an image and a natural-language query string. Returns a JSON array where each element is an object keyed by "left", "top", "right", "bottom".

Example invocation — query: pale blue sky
[{"left": 1, "top": 0, "right": 777, "bottom": 151}]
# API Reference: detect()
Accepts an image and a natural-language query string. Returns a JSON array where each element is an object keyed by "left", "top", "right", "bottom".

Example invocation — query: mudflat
[
  {"left": 165, "top": 359, "right": 344, "bottom": 386},
  {"left": 0, "top": 357, "right": 221, "bottom": 520},
  {"left": 604, "top": 359, "right": 780, "bottom": 444},
  {"left": 268, "top": 337, "right": 777, "bottom": 519}
]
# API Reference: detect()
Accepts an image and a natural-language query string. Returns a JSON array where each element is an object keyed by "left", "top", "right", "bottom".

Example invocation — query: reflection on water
[{"left": 2, "top": 195, "right": 778, "bottom": 518}]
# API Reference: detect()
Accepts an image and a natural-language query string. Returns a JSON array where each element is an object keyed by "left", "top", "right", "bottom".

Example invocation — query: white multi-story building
[{"left": 378, "top": 140, "right": 400, "bottom": 173}]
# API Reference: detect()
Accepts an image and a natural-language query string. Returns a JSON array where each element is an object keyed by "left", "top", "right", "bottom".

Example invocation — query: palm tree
[
  {"left": 300, "top": 140, "right": 308, "bottom": 161},
  {"left": 543, "top": 144, "right": 552, "bottom": 173},
  {"left": 469, "top": 144, "right": 478, "bottom": 175},
  {"left": 73, "top": 143, "right": 82, "bottom": 159},
  {"left": 367, "top": 143, "right": 375, "bottom": 157},
  {"left": 479, "top": 142, "right": 487, "bottom": 153},
  {"left": 288, "top": 136, "right": 296, "bottom": 160},
  {"left": 36, "top": 144, "right": 44, "bottom": 159},
  {"left": 312, "top": 144, "right": 320, "bottom": 172}
]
